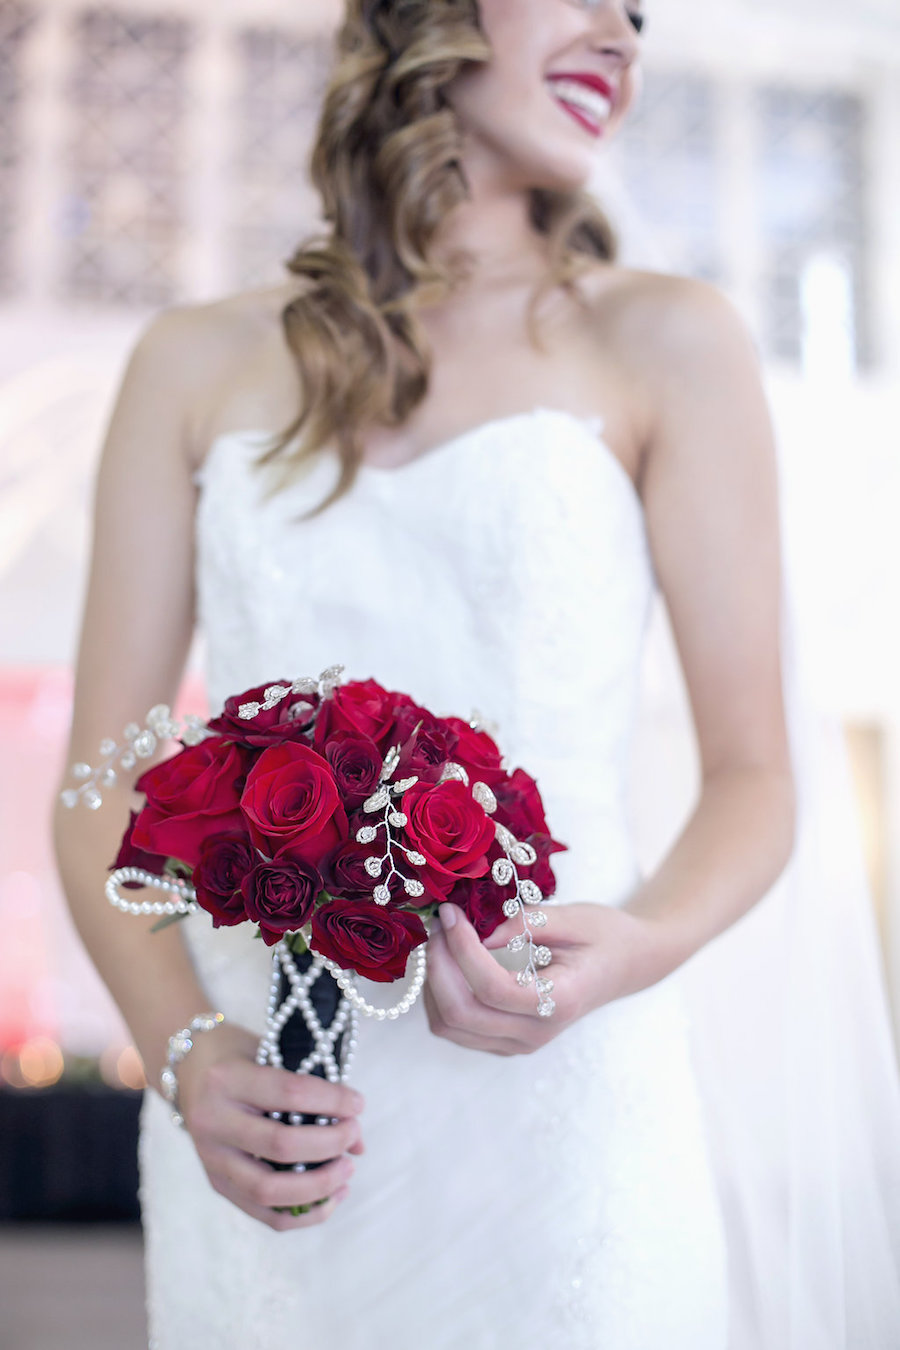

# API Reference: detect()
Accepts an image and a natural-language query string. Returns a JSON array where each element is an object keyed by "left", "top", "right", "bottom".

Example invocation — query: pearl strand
[{"left": 106, "top": 866, "right": 198, "bottom": 917}]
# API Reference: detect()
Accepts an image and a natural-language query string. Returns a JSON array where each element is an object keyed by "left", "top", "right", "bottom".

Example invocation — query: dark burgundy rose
[
  {"left": 401, "top": 779, "right": 496, "bottom": 901},
  {"left": 207, "top": 679, "right": 319, "bottom": 748},
  {"left": 110, "top": 809, "right": 168, "bottom": 888},
  {"left": 240, "top": 741, "right": 348, "bottom": 862},
  {"left": 311, "top": 901, "right": 427, "bottom": 983},
  {"left": 528, "top": 832, "right": 567, "bottom": 898},
  {"left": 192, "top": 832, "right": 256, "bottom": 927},
  {"left": 240, "top": 857, "right": 323, "bottom": 946},
  {"left": 312, "top": 679, "right": 400, "bottom": 752},
  {"left": 392, "top": 704, "right": 459, "bottom": 783},
  {"left": 493, "top": 767, "right": 554, "bottom": 839},
  {"left": 132, "top": 737, "right": 248, "bottom": 868},
  {"left": 323, "top": 730, "right": 383, "bottom": 809},
  {"left": 320, "top": 836, "right": 402, "bottom": 903},
  {"left": 448, "top": 866, "right": 509, "bottom": 940},
  {"left": 442, "top": 717, "right": 506, "bottom": 787}
]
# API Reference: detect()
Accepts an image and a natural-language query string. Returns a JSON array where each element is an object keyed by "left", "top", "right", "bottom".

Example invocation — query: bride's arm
[
  {"left": 52, "top": 308, "right": 364, "bottom": 1226},
  {"left": 425, "top": 275, "right": 796, "bottom": 1054}
]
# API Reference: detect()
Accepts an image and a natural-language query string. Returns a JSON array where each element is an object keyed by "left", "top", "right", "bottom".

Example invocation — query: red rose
[
  {"left": 392, "top": 704, "right": 459, "bottom": 783},
  {"left": 311, "top": 901, "right": 427, "bottom": 983},
  {"left": 320, "top": 837, "right": 403, "bottom": 904},
  {"left": 442, "top": 717, "right": 506, "bottom": 787},
  {"left": 312, "top": 680, "right": 399, "bottom": 751},
  {"left": 402, "top": 779, "right": 496, "bottom": 900},
  {"left": 240, "top": 858, "right": 322, "bottom": 946},
  {"left": 131, "top": 738, "right": 248, "bottom": 867},
  {"left": 493, "top": 767, "right": 552, "bottom": 838},
  {"left": 240, "top": 741, "right": 348, "bottom": 862},
  {"left": 529, "top": 832, "right": 567, "bottom": 898},
  {"left": 448, "top": 865, "right": 508, "bottom": 940},
  {"left": 323, "top": 730, "right": 383, "bottom": 809},
  {"left": 110, "top": 809, "right": 167, "bottom": 888},
  {"left": 207, "top": 678, "right": 319, "bottom": 747},
  {"left": 193, "top": 832, "right": 256, "bottom": 927}
]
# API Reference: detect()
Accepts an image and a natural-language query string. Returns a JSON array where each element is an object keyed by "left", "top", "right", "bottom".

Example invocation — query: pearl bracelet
[{"left": 160, "top": 1011, "right": 226, "bottom": 1128}]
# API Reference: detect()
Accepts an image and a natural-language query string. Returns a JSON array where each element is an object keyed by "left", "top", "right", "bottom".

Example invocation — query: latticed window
[
  {"left": 61, "top": 7, "right": 193, "bottom": 306},
  {"left": 0, "top": 1, "right": 36, "bottom": 296},
  {"left": 756, "top": 86, "right": 868, "bottom": 372},
  {"left": 617, "top": 71, "right": 722, "bottom": 285},
  {"left": 231, "top": 27, "right": 333, "bottom": 289}
]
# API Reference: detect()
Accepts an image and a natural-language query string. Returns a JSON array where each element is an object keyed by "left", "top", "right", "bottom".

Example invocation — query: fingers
[
  {"left": 423, "top": 985, "right": 522, "bottom": 1057},
  {"left": 433, "top": 905, "right": 541, "bottom": 1015},
  {"left": 229, "top": 1110, "right": 364, "bottom": 1168},
  {"left": 425, "top": 933, "right": 540, "bottom": 1049},
  {"left": 205, "top": 1144, "right": 352, "bottom": 1231},
  {"left": 480, "top": 906, "right": 560, "bottom": 952},
  {"left": 208, "top": 1058, "right": 365, "bottom": 1120}
]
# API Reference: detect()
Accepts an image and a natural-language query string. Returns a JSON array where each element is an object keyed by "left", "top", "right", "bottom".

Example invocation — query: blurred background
[{"left": 0, "top": 0, "right": 898, "bottom": 1345}]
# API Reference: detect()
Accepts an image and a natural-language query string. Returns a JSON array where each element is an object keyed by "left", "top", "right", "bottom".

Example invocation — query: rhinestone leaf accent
[
  {"left": 364, "top": 787, "right": 391, "bottom": 813},
  {"left": 133, "top": 730, "right": 157, "bottom": 758},
  {"left": 406, "top": 851, "right": 426, "bottom": 867},
  {"left": 507, "top": 933, "right": 527, "bottom": 953},
  {"left": 510, "top": 842, "right": 537, "bottom": 865},
  {"left": 439, "top": 762, "right": 469, "bottom": 786},
  {"left": 502, "top": 898, "right": 521, "bottom": 918},
  {"left": 364, "top": 856, "right": 383, "bottom": 877},
  {"left": 526, "top": 910, "right": 548, "bottom": 927},
  {"left": 492, "top": 858, "right": 515, "bottom": 886},
  {"left": 373, "top": 884, "right": 391, "bottom": 906},
  {"left": 404, "top": 878, "right": 425, "bottom": 898},
  {"left": 379, "top": 745, "right": 400, "bottom": 781},
  {"left": 494, "top": 823, "right": 516, "bottom": 852},
  {"left": 519, "top": 879, "right": 543, "bottom": 904},
  {"left": 472, "top": 781, "right": 497, "bottom": 814},
  {"left": 356, "top": 826, "right": 377, "bottom": 844},
  {"left": 534, "top": 946, "right": 552, "bottom": 968},
  {"left": 517, "top": 968, "right": 534, "bottom": 986}
]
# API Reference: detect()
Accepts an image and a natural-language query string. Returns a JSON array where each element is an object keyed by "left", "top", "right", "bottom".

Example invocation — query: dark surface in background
[{"left": 0, "top": 1084, "right": 141, "bottom": 1222}]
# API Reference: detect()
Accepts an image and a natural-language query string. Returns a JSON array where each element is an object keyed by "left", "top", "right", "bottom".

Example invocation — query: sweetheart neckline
[{"left": 197, "top": 405, "right": 641, "bottom": 508}]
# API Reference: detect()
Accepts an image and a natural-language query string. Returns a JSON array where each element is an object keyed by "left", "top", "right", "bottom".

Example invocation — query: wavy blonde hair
[{"left": 256, "top": 0, "right": 619, "bottom": 516}]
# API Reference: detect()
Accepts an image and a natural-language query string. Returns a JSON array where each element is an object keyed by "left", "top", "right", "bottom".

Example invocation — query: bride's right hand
[{"left": 174, "top": 1022, "right": 366, "bottom": 1231}]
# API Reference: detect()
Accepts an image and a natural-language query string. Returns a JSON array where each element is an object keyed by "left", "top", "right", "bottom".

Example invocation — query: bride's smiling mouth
[{"left": 544, "top": 72, "right": 616, "bottom": 138}]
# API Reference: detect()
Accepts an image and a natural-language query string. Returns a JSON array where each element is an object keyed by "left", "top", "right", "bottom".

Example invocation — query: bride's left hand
[{"left": 424, "top": 900, "right": 669, "bottom": 1055}]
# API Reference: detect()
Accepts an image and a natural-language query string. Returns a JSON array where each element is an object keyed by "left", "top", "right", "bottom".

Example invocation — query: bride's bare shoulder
[
  {"left": 130, "top": 280, "right": 306, "bottom": 462},
  {"left": 579, "top": 261, "right": 753, "bottom": 361}
]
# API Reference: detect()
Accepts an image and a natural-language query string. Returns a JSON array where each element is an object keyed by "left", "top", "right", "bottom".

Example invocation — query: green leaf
[
  {"left": 150, "top": 912, "right": 189, "bottom": 934},
  {"left": 163, "top": 857, "right": 193, "bottom": 880},
  {"left": 288, "top": 930, "right": 309, "bottom": 957}
]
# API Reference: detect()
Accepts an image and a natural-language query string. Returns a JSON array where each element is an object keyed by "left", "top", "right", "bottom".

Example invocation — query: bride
[{"left": 52, "top": 1, "right": 897, "bottom": 1346}]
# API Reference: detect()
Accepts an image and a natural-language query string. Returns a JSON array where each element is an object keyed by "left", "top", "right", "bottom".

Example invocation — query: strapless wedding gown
[{"left": 139, "top": 406, "right": 729, "bottom": 1349}]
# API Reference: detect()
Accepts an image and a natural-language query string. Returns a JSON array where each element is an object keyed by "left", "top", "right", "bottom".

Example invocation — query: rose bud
[
  {"left": 240, "top": 857, "right": 323, "bottom": 946},
  {"left": 192, "top": 832, "right": 256, "bottom": 927},
  {"left": 323, "top": 730, "right": 383, "bottom": 810}
]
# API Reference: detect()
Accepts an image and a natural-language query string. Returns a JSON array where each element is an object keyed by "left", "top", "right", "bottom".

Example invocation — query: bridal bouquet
[{"left": 61, "top": 665, "right": 565, "bottom": 1144}]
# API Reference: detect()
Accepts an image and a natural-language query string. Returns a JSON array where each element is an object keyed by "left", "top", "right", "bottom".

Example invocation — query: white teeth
[{"left": 547, "top": 78, "right": 612, "bottom": 127}]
